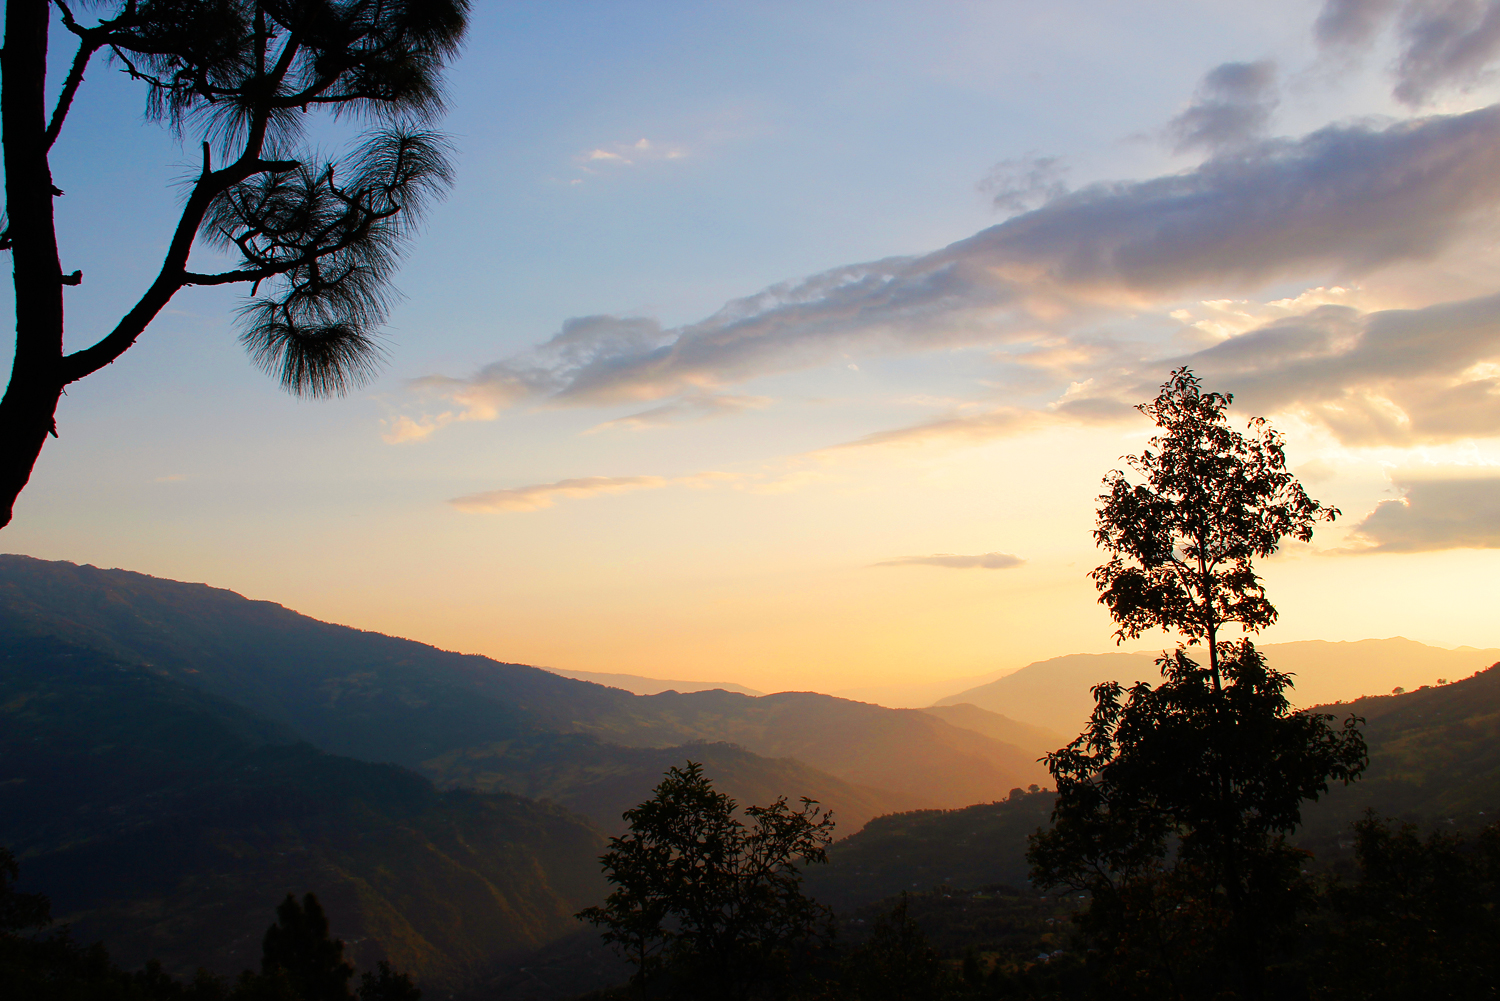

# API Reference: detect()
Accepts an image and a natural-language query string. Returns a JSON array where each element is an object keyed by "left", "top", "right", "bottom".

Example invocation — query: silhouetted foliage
[
  {"left": 259, "top": 893, "right": 354, "bottom": 1001},
  {"left": 841, "top": 894, "right": 953, "bottom": 1001},
  {"left": 1, "top": 0, "right": 467, "bottom": 527},
  {"left": 1309, "top": 813, "right": 1500, "bottom": 1001},
  {"left": 1090, "top": 366, "right": 1337, "bottom": 685},
  {"left": 355, "top": 962, "right": 421, "bottom": 1001},
  {"left": 1030, "top": 369, "right": 1363, "bottom": 1000},
  {"left": 1, "top": 844, "right": 51, "bottom": 934},
  {"left": 578, "top": 761, "right": 836, "bottom": 997}
]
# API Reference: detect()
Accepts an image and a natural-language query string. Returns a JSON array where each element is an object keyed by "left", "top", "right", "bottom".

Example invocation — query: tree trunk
[{"left": 1, "top": 0, "right": 66, "bottom": 530}]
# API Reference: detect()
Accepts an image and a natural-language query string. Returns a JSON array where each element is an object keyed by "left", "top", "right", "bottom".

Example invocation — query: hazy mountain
[
  {"left": 0, "top": 555, "right": 1047, "bottom": 809},
  {"left": 919, "top": 704, "right": 1069, "bottom": 760},
  {"left": 542, "top": 666, "right": 764, "bottom": 697},
  {"left": 568, "top": 688, "right": 1051, "bottom": 806},
  {"left": 0, "top": 635, "right": 607, "bottom": 991},
  {"left": 933, "top": 639, "right": 1500, "bottom": 737},
  {"left": 832, "top": 670, "right": 1014, "bottom": 709},
  {"left": 423, "top": 735, "right": 915, "bottom": 833}
]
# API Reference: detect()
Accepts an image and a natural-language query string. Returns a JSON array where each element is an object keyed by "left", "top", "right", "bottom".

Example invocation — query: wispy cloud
[
  {"left": 573, "top": 137, "right": 687, "bottom": 179},
  {"left": 449, "top": 471, "right": 737, "bottom": 513},
  {"left": 587, "top": 392, "right": 773, "bottom": 433},
  {"left": 1342, "top": 473, "right": 1500, "bottom": 551},
  {"left": 871, "top": 552, "right": 1027, "bottom": 569}
]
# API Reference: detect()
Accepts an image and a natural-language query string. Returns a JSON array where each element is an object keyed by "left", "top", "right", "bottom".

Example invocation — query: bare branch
[
  {"left": 183, "top": 269, "right": 273, "bottom": 286},
  {"left": 46, "top": 32, "right": 103, "bottom": 151}
]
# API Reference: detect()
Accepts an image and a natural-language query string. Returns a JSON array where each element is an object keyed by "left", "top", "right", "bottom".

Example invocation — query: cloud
[
  {"left": 587, "top": 392, "right": 773, "bottom": 433},
  {"left": 1168, "top": 61, "right": 1280, "bottom": 153},
  {"left": 1315, "top": 0, "right": 1399, "bottom": 50},
  {"left": 1394, "top": 0, "right": 1500, "bottom": 105},
  {"left": 829, "top": 282, "right": 1500, "bottom": 453},
  {"left": 1343, "top": 474, "right": 1500, "bottom": 551},
  {"left": 1177, "top": 291, "right": 1500, "bottom": 445},
  {"left": 980, "top": 154, "right": 1070, "bottom": 213},
  {"left": 449, "top": 471, "right": 737, "bottom": 513},
  {"left": 1313, "top": 0, "right": 1500, "bottom": 105},
  {"left": 871, "top": 552, "right": 1027, "bottom": 569},
  {"left": 574, "top": 137, "right": 687, "bottom": 175},
  {"left": 403, "top": 103, "right": 1500, "bottom": 427}
]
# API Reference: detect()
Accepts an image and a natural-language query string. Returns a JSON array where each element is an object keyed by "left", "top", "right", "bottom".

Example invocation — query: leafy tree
[
  {"left": 0, "top": 0, "right": 467, "bottom": 528},
  {"left": 259, "top": 892, "right": 354, "bottom": 1001},
  {"left": 578, "top": 761, "right": 836, "bottom": 997},
  {"left": 1089, "top": 366, "right": 1336, "bottom": 686},
  {"left": 1028, "top": 368, "right": 1366, "bottom": 1000}
]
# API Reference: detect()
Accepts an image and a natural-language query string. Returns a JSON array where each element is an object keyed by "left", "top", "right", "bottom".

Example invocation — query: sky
[{"left": 6, "top": 0, "right": 1500, "bottom": 696}]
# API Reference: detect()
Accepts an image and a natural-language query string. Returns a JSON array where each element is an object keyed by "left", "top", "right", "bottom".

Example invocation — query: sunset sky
[{"left": 6, "top": 0, "right": 1500, "bottom": 696}]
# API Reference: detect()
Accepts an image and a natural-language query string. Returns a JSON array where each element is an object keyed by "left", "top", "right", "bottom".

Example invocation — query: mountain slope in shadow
[
  {"left": 0, "top": 555, "right": 1046, "bottom": 807},
  {"left": 820, "top": 662, "right": 1500, "bottom": 912},
  {"left": 0, "top": 634, "right": 607, "bottom": 991},
  {"left": 423, "top": 735, "right": 916, "bottom": 833}
]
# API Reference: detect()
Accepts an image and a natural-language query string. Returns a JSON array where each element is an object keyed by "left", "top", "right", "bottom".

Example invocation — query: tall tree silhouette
[
  {"left": 1088, "top": 366, "right": 1336, "bottom": 687},
  {"left": 1029, "top": 368, "right": 1366, "bottom": 1000},
  {"left": 0, "top": 0, "right": 467, "bottom": 528}
]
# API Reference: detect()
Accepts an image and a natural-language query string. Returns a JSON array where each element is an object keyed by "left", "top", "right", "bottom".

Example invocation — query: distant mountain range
[
  {"left": 0, "top": 555, "right": 1048, "bottom": 986},
  {"left": 0, "top": 556, "right": 1046, "bottom": 812},
  {"left": 541, "top": 666, "right": 764, "bottom": 697},
  {"left": 933, "top": 639, "right": 1500, "bottom": 737}
]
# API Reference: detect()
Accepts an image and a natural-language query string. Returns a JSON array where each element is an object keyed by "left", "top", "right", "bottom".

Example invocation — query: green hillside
[
  {"left": 1300, "top": 662, "right": 1500, "bottom": 844},
  {"left": 0, "top": 635, "right": 607, "bottom": 991}
]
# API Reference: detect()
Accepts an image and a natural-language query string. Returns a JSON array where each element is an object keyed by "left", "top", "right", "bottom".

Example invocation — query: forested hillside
[{"left": 0, "top": 635, "right": 607, "bottom": 990}]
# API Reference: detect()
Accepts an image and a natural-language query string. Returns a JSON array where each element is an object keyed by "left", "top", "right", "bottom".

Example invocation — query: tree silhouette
[
  {"left": 357, "top": 960, "right": 422, "bottom": 1001},
  {"left": 260, "top": 892, "right": 354, "bottom": 1001},
  {"left": 1029, "top": 368, "right": 1366, "bottom": 1000},
  {"left": 0, "top": 845, "right": 50, "bottom": 936},
  {"left": 0, "top": 0, "right": 467, "bottom": 528},
  {"left": 1313, "top": 814, "right": 1500, "bottom": 1000},
  {"left": 1090, "top": 366, "right": 1336, "bottom": 686},
  {"left": 842, "top": 894, "right": 952, "bottom": 1001},
  {"left": 578, "top": 761, "right": 835, "bottom": 997}
]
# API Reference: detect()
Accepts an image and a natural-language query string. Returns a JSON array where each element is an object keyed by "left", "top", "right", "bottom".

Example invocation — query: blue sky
[{"left": 7, "top": 1, "right": 1500, "bottom": 694}]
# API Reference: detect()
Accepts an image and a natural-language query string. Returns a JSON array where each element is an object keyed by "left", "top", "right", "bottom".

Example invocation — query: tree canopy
[
  {"left": 578, "top": 761, "right": 836, "bottom": 997},
  {"left": 1090, "top": 366, "right": 1337, "bottom": 683},
  {"left": 1029, "top": 368, "right": 1365, "bottom": 1000},
  {"left": 0, "top": 0, "right": 468, "bottom": 527}
]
